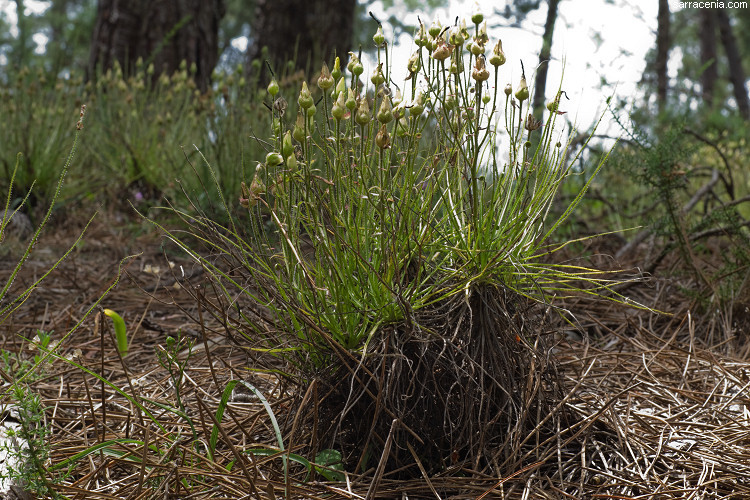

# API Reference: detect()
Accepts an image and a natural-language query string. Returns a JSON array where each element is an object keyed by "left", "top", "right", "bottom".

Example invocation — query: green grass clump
[
  {"left": 152, "top": 12, "right": 635, "bottom": 477},
  {"left": 0, "top": 68, "right": 83, "bottom": 211},
  {"left": 1, "top": 107, "right": 90, "bottom": 329},
  {"left": 0, "top": 60, "right": 283, "bottom": 217}
]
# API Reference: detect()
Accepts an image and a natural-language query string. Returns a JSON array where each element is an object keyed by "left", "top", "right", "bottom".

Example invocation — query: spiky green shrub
[
  {"left": 589, "top": 108, "right": 750, "bottom": 311},
  {"left": 153, "top": 12, "right": 634, "bottom": 477},
  {"left": 0, "top": 384, "right": 64, "bottom": 499}
]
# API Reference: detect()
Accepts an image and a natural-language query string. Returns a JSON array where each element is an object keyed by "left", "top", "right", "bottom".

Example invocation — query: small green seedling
[
  {"left": 103, "top": 309, "right": 128, "bottom": 356},
  {"left": 314, "top": 449, "right": 345, "bottom": 481}
]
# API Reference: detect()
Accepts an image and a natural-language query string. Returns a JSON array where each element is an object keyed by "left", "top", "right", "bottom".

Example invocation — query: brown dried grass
[{"left": 2, "top": 222, "right": 750, "bottom": 499}]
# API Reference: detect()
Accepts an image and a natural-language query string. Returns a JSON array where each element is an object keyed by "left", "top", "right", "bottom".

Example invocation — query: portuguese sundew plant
[
  {"left": 224, "top": 12, "right": 626, "bottom": 345},
  {"left": 152, "top": 7, "right": 643, "bottom": 477}
]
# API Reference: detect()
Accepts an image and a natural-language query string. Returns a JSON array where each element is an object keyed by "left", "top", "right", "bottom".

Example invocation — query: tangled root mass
[{"left": 297, "top": 284, "right": 571, "bottom": 478}]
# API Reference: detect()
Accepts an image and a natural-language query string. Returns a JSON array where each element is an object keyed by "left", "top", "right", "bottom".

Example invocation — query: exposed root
[{"left": 294, "top": 283, "right": 571, "bottom": 479}]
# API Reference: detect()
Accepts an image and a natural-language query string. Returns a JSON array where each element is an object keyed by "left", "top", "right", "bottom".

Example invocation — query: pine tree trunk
[
  {"left": 88, "top": 0, "right": 225, "bottom": 92},
  {"left": 716, "top": 9, "right": 750, "bottom": 119},
  {"left": 247, "top": 0, "right": 355, "bottom": 79},
  {"left": 532, "top": 0, "right": 560, "bottom": 119},
  {"left": 699, "top": 9, "right": 718, "bottom": 108},
  {"left": 14, "top": 0, "right": 28, "bottom": 67},
  {"left": 655, "top": 0, "right": 670, "bottom": 113},
  {"left": 47, "top": 0, "right": 68, "bottom": 74}
]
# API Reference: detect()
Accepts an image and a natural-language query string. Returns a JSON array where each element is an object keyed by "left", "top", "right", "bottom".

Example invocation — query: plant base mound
[{"left": 293, "top": 283, "right": 572, "bottom": 478}]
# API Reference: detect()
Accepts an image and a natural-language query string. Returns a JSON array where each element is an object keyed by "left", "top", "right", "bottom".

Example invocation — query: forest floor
[{"left": 2, "top": 209, "right": 750, "bottom": 499}]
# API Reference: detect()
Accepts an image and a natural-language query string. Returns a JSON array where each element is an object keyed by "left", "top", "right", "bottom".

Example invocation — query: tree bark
[
  {"left": 13, "top": 0, "right": 28, "bottom": 67},
  {"left": 88, "top": 0, "right": 225, "bottom": 92},
  {"left": 247, "top": 0, "right": 355, "bottom": 80},
  {"left": 655, "top": 0, "right": 670, "bottom": 113},
  {"left": 47, "top": 0, "right": 68, "bottom": 73},
  {"left": 716, "top": 9, "right": 750, "bottom": 119},
  {"left": 699, "top": 9, "right": 718, "bottom": 108},
  {"left": 532, "top": 0, "right": 560, "bottom": 119}
]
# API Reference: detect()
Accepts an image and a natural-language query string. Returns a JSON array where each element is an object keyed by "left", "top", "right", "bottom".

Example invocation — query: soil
[
  {"left": 2, "top": 209, "right": 750, "bottom": 499},
  {"left": 1, "top": 210, "right": 272, "bottom": 498}
]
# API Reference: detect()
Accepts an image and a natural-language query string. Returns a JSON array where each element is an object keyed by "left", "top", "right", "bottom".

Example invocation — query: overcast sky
[{"left": 367, "top": 0, "right": 661, "bottom": 136}]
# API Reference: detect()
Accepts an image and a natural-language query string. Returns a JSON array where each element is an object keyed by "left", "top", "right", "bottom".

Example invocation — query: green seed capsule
[
  {"left": 298, "top": 81, "right": 314, "bottom": 109},
  {"left": 317, "top": 63, "right": 334, "bottom": 90},
  {"left": 265, "top": 152, "right": 283, "bottom": 167},
  {"left": 377, "top": 97, "right": 393, "bottom": 124},
  {"left": 515, "top": 76, "right": 529, "bottom": 102},
  {"left": 346, "top": 88, "right": 357, "bottom": 111},
  {"left": 355, "top": 98, "right": 371, "bottom": 126},
  {"left": 375, "top": 124, "right": 390, "bottom": 149},
  {"left": 282, "top": 131, "right": 294, "bottom": 158},
  {"left": 331, "top": 56, "right": 342, "bottom": 80},
  {"left": 293, "top": 112, "right": 306, "bottom": 142},
  {"left": 373, "top": 26, "right": 386, "bottom": 47},
  {"left": 347, "top": 52, "right": 364, "bottom": 76},
  {"left": 489, "top": 40, "right": 506, "bottom": 67},
  {"left": 371, "top": 64, "right": 386, "bottom": 86},
  {"left": 429, "top": 20, "right": 441, "bottom": 38},
  {"left": 267, "top": 79, "right": 279, "bottom": 97},
  {"left": 332, "top": 91, "right": 347, "bottom": 121}
]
